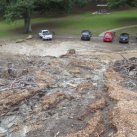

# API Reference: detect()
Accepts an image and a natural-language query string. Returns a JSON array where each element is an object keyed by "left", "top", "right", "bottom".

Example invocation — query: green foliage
[
  {"left": 3, "top": 0, "right": 35, "bottom": 22},
  {"left": 0, "top": 1, "right": 7, "bottom": 15},
  {"left": 76, "top": 0, "right": 88, "bottom": 7},
  {"left": 0, "top": 9, "right": 137, "bottom": 38},
  {"left": 1, "top": 0, "right": 89, "bottom": 22},
  {"left": 107, "top": 0, "right": 137, "bottom": 8}
]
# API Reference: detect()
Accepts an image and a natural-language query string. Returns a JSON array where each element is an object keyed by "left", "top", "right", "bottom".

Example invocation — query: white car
[{"left": 38, "top": 30, "right": 53, "bottom": 40}]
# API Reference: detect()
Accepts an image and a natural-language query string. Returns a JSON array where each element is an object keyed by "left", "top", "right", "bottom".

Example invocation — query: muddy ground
[
  {"left": 0, "top": 37, "right": 137, "bottom": 57},
  {"left": 0, "top": 39, "right": 137, "bottom": 137}
]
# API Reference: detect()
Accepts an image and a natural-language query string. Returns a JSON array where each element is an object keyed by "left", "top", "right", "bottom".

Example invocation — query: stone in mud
[
  {"left": 16, "top": 39, "right": 25, "bottom": 43},
  {"left": 26, "top": 35, "right": 33, "bottom": 40},
  {"left": 8, "top": 68, "right": 18, "bottom": 78},
  {"left": 67, "top": 49, "right": 76, "bottom": 55},
  {"left": 129, "top": 71, "right": 137, "bottom": 76}
]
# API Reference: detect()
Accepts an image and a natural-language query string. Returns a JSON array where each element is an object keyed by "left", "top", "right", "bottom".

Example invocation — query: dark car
[
  {"left": 119, "top": 33, "right": 129, "bottom": 43},
  {"left": 81, "top": 30, "right": 92, "bottom": 41}
]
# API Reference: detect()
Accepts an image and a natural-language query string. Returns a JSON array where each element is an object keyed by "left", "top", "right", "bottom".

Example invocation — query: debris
[
  {"left": 106, "top": 65, "right": 137, "bottom": 137},
  {"left": 26, "top": 35, "right": 33, "bottom": 40},
  {"left": 61, "top": 112, "right": 105, "bottom": 137},
  {"left": 76, "top": 81, "right": 94, "bottom": 95},
  {"left": 114, "top": 57, "right": 137, "bottom": 90},
  {"left": 0, "top": 54, "right": 137, "bottom": 137},
  {"left": 41, "top": 92, "right": 67, "bottom": 110},
  {"left": 88, "top": 98, "right": 107, "bottom": 113},
  {"left": 15, "top": 39, "right": 25, "bottom": 43},
  {"left": 67, "top": 49, "right": 76, "bottom": 55}
]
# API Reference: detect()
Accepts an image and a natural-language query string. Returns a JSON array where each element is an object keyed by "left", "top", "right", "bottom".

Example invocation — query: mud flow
[{"left": 0, "top": 44, "right": 137, "bottom": 137}]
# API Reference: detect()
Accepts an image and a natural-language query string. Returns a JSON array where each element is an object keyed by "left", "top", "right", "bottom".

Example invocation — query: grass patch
[
  {"left": 0, "top": 9, "right": 137, "bottom": 38},
  {"left": 116, "top": 27, "right": 137, "bottom": 36}
]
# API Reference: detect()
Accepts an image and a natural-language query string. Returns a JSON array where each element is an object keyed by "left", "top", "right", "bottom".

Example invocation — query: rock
[
  {"left": 26, "top": 35, "right": 33, "bottom": 40},
  {"left": 67, "top": 49, "right": 76, "bottom": 55},
  {"left": 129, "top": 71, "right": 136, "bottom": 76},
  {"left": 1, "top": 116, "right": 17, "bottom": 128},
  {"left": 16, "top": 39, "right": 25, "bottom": 43},
  {"left": 0, "top": 127, "right": 7, "bottom": 137},
  {"left": 8, "top": 68, "right": 18, "bottom": 78}
]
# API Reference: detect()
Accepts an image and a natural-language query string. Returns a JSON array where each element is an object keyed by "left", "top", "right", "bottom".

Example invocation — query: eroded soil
[{"left": 0, "top": 39, "right": 137, "bottom": 137}]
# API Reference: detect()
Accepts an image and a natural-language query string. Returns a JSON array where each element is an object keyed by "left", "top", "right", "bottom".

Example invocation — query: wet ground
[
  {"left": 0, "top": 37, "right": 137, "bottom": 57},
  {"left": 0, "top": 38, "right": 137, "bottom": 137}
]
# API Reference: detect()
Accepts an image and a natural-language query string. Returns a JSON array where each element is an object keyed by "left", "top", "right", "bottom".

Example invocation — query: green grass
[
  {"left": 0, "top": 9, "right": 137, "bottom": 38},
  {"left": 116, "top": 27, "right": 137, "bottom": 36}
]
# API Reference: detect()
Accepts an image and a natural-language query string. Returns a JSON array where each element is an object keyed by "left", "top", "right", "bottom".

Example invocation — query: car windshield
[
  {"left": 104, "top": 33, "right": 112, "bottom": 38},
  {"left": 82, "top": 32, "right": 90, "bottom": 35},
  {"left": 120, "top": 33, "right": 129, "bottom": 37},
  {"left": 43, "top": 31, "right": 50, "bottom": 35}
]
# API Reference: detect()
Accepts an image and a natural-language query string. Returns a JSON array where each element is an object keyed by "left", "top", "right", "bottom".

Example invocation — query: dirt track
[
  {"left": 99, "top": 24, "right": 137, "bottom": 36},
  {"left": 0, "top": 39, "right": 137, "bottom": 137},
  {"left": 0, "top": 38, "right": 137, "bottom": 57}
]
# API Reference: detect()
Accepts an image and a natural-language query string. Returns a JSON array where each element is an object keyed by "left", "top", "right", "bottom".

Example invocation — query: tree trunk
[{"left": 24, "top": 9, "right": 32, "bottom": 33}]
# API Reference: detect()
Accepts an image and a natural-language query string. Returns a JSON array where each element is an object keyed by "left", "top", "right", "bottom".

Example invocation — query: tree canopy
[
  {"left": 0, "top": 0, "right": 88, "bottom": 33},
  {"left": 107, "top": 0, "right": 137, "bottom": 8}
]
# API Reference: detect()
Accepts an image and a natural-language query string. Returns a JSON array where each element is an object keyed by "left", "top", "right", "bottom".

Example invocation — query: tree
[
  {"left": 0, "top": 0, "right": 89, "bottom": 33},
  {"left": 2, "top": 0, "right": 36, "bottom": 33},
  {"left": 1, "top": 0, "right": 58, "bottom": 33},
  {"left": 107, "top": 0, "right": 137, "bottom": 8}
]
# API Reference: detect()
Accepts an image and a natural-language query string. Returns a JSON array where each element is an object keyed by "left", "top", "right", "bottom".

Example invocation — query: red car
[{"left": 103, "top": 32, "right": 115, "bottom": 42}]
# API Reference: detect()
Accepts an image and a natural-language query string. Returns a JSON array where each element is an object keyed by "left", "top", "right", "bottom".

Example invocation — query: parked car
[
  {"left": 119, "top": 33, "right": 129, "bottom": 43},
  {"left": 81, "top": 30, "right": 92, "bottom": 41},
  {"left": 103, "top": 32, "right": 115, "bottom": 42},
  {"left": 38, "top": 30, "right": 53, "bottom": 40}
]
